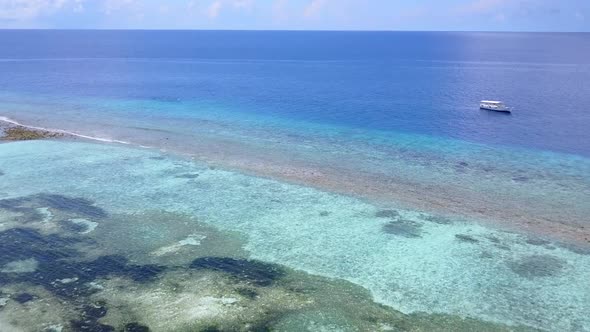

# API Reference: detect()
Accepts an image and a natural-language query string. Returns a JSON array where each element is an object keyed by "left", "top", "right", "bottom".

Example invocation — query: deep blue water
[
  {"left": 1, "top": 30, "right": 590, "bottom": 156},
  {"left": 2, "top": 30, "right": 590, "bottom": 332}
]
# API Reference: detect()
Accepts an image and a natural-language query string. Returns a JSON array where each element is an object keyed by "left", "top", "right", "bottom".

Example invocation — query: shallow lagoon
[
  {"left": 1, "top": 140, "right": 589, "bottom": 331},
  {"left": 2, "top": 93, "right": 590, "bottom": 247}
]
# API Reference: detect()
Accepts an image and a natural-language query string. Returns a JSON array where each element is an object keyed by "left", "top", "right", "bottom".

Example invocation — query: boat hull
[{"left": 480, "top": 106, "right": 511, "bottom": 113}]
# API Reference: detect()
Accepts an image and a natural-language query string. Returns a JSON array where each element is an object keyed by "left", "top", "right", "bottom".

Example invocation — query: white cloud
[
  {"left": 495, "top": 12, "right": 506, "bottom": 21},
  {"left": 232, "top": 0, "right": 253, "bottom": 10},
  {"left": 207, "top": 0, "right": 222, "bottom": 19},
  {"left": 272, "top": 0, "right": 289, "bottom": 23},
  {"left": 204, "top": 0, "right": 254, "bottom": 20},
  {"left": 455, "top": 0, "right": 508, "bottom": 15},
  {"left": 0, "top": 0, "right": 74, "bottom": 20},
  {"left": 159, "top": 4, "right": 170, "bottom": 14},
  {"left": 72, "top": 0, "right": 83, "bottom": 12},
  {"left": 102, "top": 0, "right": 136, "bottom": 15},
  {"left": 303, "top": 0, "right": 327, "bottom": 19}
]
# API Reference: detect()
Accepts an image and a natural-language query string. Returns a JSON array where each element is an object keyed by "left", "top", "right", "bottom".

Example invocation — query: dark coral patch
[
  {"left": 454, "top": 162, "right": 469, "bottom": 173},
  {"left": 0, "top": 228, "right": 164, "bottom": 298},
  {"left": 29, "top": 255, "right": 161, "bottom": 298},
  {"left": 61, "top": 219, "right": 91, "bottom": 233},
  {"left": 0, "top": 170, "right": 4, "bottom": 176},
  {"left": 190, "top": 257, "right": 284, "bottom": 286},
  {"left": 0, "top": 193, "right": 108, "bottom": 220},
  {"left": 0, "top": 197, "right": 23, "bottom": 211},
  {"left": 512, "top": 176, "right": 530, "bottom": 183},
  {"left": 175, "top": 173, "right": 200, "bottom": 179},
  {"left": 486, "top": 236, "right": 501, "bottom": 244},
  {"left": 70, "top": 319, "right": 115, "bottom": 332},
  {"left": 34, "top": 194, "right": 107, "bottom": 219},
  {"left": 0, "top": 199, "right": 45, "bottom": 223},
  {"left": 236, "top": 287, "right": 258, "bottom": 299},
  {"left": 507, "top": 255, "right": 566, "bottom": 279},
  {"left": 0, "top": 228, "right": 80, "bottom": 266},
  {"left": 455, "top": 234, "right": 479, "bottom": 244},
  {"left": 13, "top": 293, "right": 35, "bottom": 304},
  {"left": 375, "top": 210, "right": 399, "bottom": 219},
  {"left": 125, "top": 323, "right": 151, "bottom": 332},
  {"left": 556, "top": 243, "right": 590, "bottom": 256},
  {"left": 525, "top": 237, "right": 551, "bottom": 246},
  {"left": 0, "top": 223, "right": 169, "bottom": 332},
  {"left": 494, "top": 244, "right": 511, "bottom": 251},
  {"left": 480, "top": 251, "right": 494, "bottom": 259},
  {"left": 82, "top": 303, "right": 108, "bottom": 319},
  {"left": 319, "top": 211, "right": 331, "bottom": 217},
  {"left": 63, "top": 299, "right": 114, "bottom": 330},
  {"left": 487, "top": 236, "right": 512, "bottom": 250},
  {"left": 419, "top": 214, "right": 453, "bottom": 225},
  {"left": 382, "top": 219, "right": 423, "bottom": 238},
  {"left": 124, "top": 263, "right": 166, "bottom": 282}
]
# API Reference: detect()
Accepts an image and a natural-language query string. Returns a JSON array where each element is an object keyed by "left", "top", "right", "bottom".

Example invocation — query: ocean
[{"left": 0, "top": 30, "right": 589, "bottom": 331}]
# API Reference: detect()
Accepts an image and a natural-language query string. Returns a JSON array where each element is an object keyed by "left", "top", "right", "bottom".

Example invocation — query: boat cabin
[{"left": 480, "top": 100, "right": 510, "bottom": 112}]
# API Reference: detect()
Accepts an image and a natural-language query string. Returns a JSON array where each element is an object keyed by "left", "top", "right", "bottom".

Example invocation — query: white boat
[{"left": 480, "top": 100, "right": 510, "bottom": 112}]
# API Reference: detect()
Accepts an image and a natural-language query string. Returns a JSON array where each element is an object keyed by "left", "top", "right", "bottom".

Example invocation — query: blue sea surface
[
  {"left": 1, "top": 30, "right": 590, "bottom": 331},
  {"left": 0, "top": 30, "right": 589, "bottom": 155}
]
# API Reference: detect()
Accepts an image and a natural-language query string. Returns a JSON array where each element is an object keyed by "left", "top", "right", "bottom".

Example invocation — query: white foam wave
[{"left": 0, "top": 116, "right": 132, "bottom": 145}]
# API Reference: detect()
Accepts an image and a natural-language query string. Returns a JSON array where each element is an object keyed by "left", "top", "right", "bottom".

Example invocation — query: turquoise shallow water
[
  {"left": 2, "top": 93, "right": 589, "bottom": 244},
  {"left": 1, "top": 31, "right": 590, "bottom": 331},
  {"left": 1, "top": 140, "right": 589, "bottom": 331}
]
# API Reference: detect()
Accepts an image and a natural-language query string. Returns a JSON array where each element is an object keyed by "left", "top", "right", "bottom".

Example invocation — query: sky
[{"left": 0, "top": 0, "right": 588, "bottom": 31}]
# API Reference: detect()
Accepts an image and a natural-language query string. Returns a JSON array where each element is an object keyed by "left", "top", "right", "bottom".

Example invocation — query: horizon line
[{"left": 0, "top": 28, "right": 588, "bottom": 34}]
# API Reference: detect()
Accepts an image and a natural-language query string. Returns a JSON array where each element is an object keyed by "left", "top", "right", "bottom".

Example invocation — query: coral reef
[{"left": 0, "top": 126, "right": 62, "bottom": 141}]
